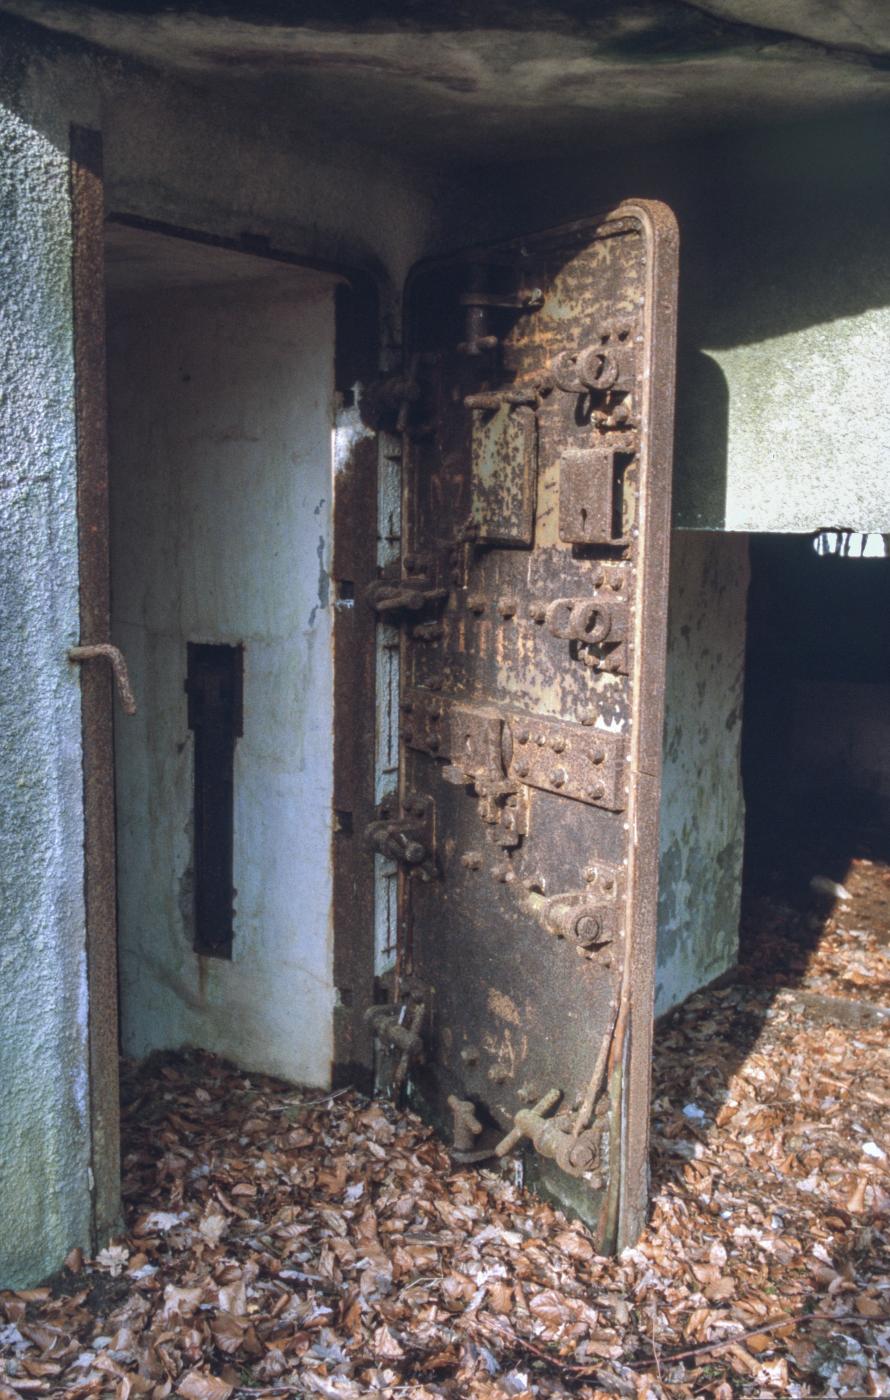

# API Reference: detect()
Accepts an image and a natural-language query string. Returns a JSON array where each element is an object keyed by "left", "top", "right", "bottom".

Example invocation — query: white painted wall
[{"left": 109, "top": 271, "right": 338, "bottom": 1087}]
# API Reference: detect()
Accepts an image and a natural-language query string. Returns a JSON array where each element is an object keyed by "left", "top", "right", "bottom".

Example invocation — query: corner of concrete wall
[
  {"left": 0, "top": 73, "right": 93, "bottom": 1285},
  {"left": 655, "top": 531, "right": 749, "bottom": 1016}
]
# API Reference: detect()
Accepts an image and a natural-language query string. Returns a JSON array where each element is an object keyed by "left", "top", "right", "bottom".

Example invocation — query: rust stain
[{"left": 486, "top": 987, "right": 522, "bottom": 1026}]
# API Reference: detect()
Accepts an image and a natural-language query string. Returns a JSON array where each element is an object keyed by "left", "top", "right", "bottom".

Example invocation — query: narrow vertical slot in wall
[{"left": 186, "top": 641, "right": 243, "bottom": 959}]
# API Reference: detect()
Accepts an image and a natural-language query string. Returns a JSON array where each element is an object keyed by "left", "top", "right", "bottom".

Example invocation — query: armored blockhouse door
[{"left": 370, "top": 204, "right": 677, "bottom": 1252}]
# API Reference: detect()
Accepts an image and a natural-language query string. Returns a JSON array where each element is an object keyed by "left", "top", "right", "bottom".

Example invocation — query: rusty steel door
[{"left": 366, "top": 204, "right": 678, "bottom": 1251}]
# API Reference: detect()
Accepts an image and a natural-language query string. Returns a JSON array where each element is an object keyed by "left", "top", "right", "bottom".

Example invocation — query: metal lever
[
  {"left": 68, "top": 644, "right": 137, "bottom": 715},
  {"left": 365, "top": 579, "right": 448, "bottom": 616},
  {"left": 494, "top": 1088, "right": 602, "bottom": 1177},
  {"left": 447, "top": 1094, "right": 496, "bottom": 1165},
  {"left": 495, "top": 1088, "right": 560, "bottom": 1158},
  {"left": 365, "top": 1001, "right": 426, "bottom": 1092}
]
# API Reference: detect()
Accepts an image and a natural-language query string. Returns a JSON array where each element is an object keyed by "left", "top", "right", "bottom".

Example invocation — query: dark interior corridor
[{"left": 741, "top": 531, "right": 890, "bottom": 964}]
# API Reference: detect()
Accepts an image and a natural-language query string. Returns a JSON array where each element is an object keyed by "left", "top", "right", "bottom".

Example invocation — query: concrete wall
[
  {"left": 0, "top": 91, "right": 92, "bottom": 1284},
  {"left": 11, "top": 7, "right": 871, "bottom": 1282},
  {"left": 455, "top": 109, "right": 890, "bottom": 535},
  {"left": 0, "top": 21, "right": 439, "bottom": 1284},
  {"left": 109, "top": 273, "right": 337, "bottom": 1086},
  {"left": 655, "top": 532, "right": 749, "bottom": 1015}
]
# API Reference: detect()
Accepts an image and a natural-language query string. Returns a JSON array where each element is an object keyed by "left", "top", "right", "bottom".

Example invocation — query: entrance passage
[
  {"left": 741, "top": 532, "right": 890, "bottom": 975},
  {"left": 105, "top": 223, "right": 340, "bottom": 1085}
]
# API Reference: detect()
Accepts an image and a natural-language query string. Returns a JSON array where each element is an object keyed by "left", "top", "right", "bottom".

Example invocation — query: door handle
[{"left": 68, "top": 644, "right": 137, "bottom": 715}]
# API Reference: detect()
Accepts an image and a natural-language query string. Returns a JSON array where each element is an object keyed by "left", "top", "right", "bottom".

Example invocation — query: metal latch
[
  {"left": 365, "top": 578, "right": 448, "bottom": 617},
  {"left": 550, "top": 330, "right": 635, "bottom": 396},
  {"left": 494, "top": 1089, "right": 604, "bottom": 1180},
  {"left": 68, "top": 643, "right": 137, "bottom": 715},
  {"left": 365, "top": 998, "right": 426, "bottom": 1093},
  {"left": 364, "top": 793, "right": 436, "bottom": 880},
  {"left": 523, "top": 888, "right": 618, "bottom": 956}
]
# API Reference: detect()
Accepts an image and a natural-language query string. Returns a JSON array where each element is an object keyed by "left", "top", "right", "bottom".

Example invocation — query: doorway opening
[
  {"left": 105, "top": 221, "right": 346, "bottom": 1087},
  {"left": 740, "top": 531, "right": 890, "bottom": 989}
]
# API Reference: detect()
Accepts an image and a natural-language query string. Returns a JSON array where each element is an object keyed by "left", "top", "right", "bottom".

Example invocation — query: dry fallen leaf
[
  {"left": 176, "top": 1370, "right": 233, "bottom": 1400},
  {"left": 1, "top": 863, "right": 887, "bottom": 1400}
]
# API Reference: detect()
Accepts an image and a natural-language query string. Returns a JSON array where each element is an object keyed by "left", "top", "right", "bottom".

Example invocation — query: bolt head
[
  {"left": 568, "top": 1140, "right": 598, "bottom": 1172},
  {"left": 549, "top": 768, "right": 567, "bottom": 788},
  {"left": 573, "top": 914, "right": 602, "bottom": 946}
]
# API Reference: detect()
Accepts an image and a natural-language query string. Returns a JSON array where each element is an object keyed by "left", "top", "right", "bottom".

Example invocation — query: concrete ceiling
[
  {"left": 4, "top": 1, "right": 890, "bottom": 162},
  {"left": 104, "top": 221, "right": 337, "bottom": 293}
]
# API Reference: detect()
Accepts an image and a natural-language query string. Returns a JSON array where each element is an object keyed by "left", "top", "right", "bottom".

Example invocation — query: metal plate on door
[{"left": 506, "top": 715, "right": 625, "bottom": 810}]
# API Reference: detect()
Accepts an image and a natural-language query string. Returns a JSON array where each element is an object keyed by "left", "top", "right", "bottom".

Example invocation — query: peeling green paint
[{"left": 655, "top": 532, "right": 749, "bottom": 1016}]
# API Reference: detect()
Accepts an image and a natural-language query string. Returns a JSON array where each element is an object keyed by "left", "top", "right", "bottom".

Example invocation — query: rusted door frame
[
  {"left": 72, "top": 178, "right": 383, "bottom": 1236},
  {"left": 610, "top": 201, "right": 678, "bottom": 1249},
  {"left": 70, "top": 125, "right": 121, "bottom": 1249}
]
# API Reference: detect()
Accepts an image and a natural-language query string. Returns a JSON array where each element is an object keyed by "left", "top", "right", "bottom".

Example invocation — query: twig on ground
[
  {"left": 650, "top": 1297, "right": 664, "bottom": 1387},
  {"left": 627, "top": 1309, "right": 861, "bottom": 1367}
]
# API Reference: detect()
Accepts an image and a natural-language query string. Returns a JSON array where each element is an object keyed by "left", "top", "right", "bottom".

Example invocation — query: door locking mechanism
[
  {"left": 523, "top": 888, "right": 618, "bottom": 954},
  {"left": 364, "top": 793, "right": 437, "bottom": 880},
  {"left": 494, "top": 1089, "right": 604, "bottom": 1181},
  {"left": 550, "top": 328, "right": 636, "bottom": 396},
  {"left": 365, "top": 999, "right": 426, "bottom": 1092},
  {"left": 365, "top": 578, "right": 448, "bottom": 617}
]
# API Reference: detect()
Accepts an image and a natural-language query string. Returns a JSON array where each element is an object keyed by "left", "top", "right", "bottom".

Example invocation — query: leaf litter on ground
[{"left": 2, "top": 857, "right": 888, "bottom": 1398}]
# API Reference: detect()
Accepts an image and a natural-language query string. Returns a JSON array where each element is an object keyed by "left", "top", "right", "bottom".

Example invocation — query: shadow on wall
[
  {"left": 455, "top": 105, "right": 890, "bottom": 530},
  {"left": 672, "top": 348, "right": 729, "bottom": 530}
]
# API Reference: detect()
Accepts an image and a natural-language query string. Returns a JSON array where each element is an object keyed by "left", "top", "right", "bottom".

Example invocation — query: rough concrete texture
[
  {"left": 0, "top": 97, "right": 94, "bottom": 1284},
  {"left": 109, "top": 275, "right": 338, "bottom": 1087},
  {"left": 452, "top": 108, "right": 890, "bottom": 535},
  {"left": 3, "top": 0, "right": 890, "bottom": 161},
  {"left": 655, "top": 532, "right": 749, "bottom": 1015}
]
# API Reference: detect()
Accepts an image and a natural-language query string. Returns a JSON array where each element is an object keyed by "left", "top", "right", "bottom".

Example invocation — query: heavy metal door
[{"left": 366, "top": 204, "right": 678, "bottom": 1252}]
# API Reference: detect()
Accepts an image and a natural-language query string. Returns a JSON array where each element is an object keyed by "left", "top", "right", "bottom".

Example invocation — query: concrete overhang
[{"left": 2, "top": 1, "right": 890, "bottom": 166}]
